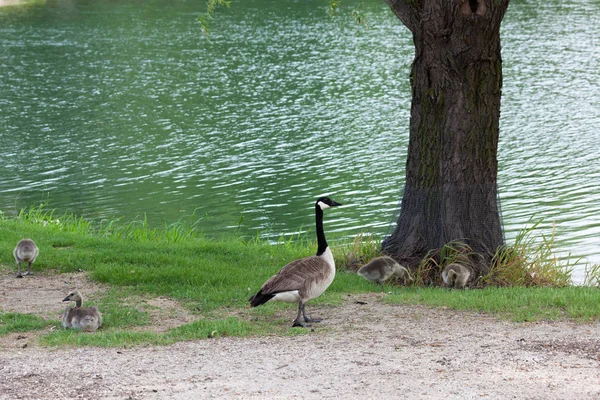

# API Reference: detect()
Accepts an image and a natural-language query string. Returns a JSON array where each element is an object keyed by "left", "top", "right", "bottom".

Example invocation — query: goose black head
[{"left": 316, "top": 196, "right": 342, "bottom": 210}]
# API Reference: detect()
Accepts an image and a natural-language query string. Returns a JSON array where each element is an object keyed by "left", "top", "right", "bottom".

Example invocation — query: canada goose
[
  {"left": 249, "top": 196, "right": 342, "bottom": 328},
  {"left": 61, "top": 291, "right": 102, "bottom": 332},
  {"left": 13, "top": 238, "right": 39, "bottom": 278},
  {"left": 357, "top": 256, "right": 413, "bottom": 285},
  {"left": 442, "top": 263, "right": 470, "bottom": 288}
]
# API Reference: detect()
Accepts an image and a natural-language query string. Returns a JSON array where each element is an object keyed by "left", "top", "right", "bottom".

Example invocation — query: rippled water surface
[{"left": 1, "top": 0, "right": 599, "bottom": 280}]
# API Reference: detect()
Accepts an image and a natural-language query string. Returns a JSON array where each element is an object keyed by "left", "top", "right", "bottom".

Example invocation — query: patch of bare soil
[
  {"left": 1, "top": 271, "right": 600, "bottom": 399},
  {"left": 0, "top": 269, "right": 106, "bottom": 317},
  {"left": 132, "top": 296, "right": 195, "bottom": 333},
  {"left": 0, "top": 269, "right": 196, "bottom": 345},
  {"left": 0, "top": 269, "right": 110, "bottom": 349}
]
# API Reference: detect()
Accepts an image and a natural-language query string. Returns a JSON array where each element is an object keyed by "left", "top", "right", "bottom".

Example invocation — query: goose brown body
[{"left": 250, "top": 251, "right": 335, "bottom": 306}]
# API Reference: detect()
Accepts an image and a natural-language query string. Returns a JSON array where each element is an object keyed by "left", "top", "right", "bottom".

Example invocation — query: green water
[{"left": 1, "top": 0, "right": 599, "bottom": 280}]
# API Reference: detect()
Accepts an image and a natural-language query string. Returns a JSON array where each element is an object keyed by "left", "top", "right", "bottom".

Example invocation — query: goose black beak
[
  {"left": 62, "top": 296, "right": 70, "bottom": 302},
  {"left": 331, "top": 200, "right": 342, "bottom": 207}
]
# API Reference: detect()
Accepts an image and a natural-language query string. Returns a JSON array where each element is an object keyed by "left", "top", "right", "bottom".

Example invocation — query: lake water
[{"left": 1, "top": 0, "right": 598, "bottom": 281}]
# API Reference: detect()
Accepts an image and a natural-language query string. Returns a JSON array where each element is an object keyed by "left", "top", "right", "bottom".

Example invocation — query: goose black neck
[
  {"left": 315, "top": 205, "right": 328, "bottom": 256},
  {"left": 75, "top": 299, "right": 82, "bottom": 308}
]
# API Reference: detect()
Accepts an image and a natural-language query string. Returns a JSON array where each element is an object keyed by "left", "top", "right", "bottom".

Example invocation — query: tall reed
[
  {"left": 337, "top": 232, "right": 382, "bottom": 271},
  {"left": 483, "top": 222, "right": 574, "bottom": 287}
]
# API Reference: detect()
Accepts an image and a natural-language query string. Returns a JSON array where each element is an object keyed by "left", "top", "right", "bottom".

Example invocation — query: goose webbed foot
[
  {"left": 293, "top": 301, "right": 318, "bottom": 328},
  {"left": 292, "top": 319, "right": 312, "bottom": 328},
  {"left": 16, "top": 273, "right": 23, "bottom": 278}
]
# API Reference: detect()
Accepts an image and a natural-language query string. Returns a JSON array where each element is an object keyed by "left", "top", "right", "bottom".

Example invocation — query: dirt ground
[{"left": 1, "top": 271, "right": 600, "bottom": 399}]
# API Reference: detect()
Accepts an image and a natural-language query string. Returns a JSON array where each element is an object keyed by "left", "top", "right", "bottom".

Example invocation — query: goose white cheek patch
[{"left": 317, "top": 201, "right": 330, "bottom": 210}]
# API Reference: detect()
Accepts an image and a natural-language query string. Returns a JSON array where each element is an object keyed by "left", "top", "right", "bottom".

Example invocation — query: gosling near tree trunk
[
  {"left": 442, "top": 263, "right": 470, "bottom": 288},
  {"left": 249, "top": 196, "right": 342, "bottom": 328},
  {"left": 357, "top": 256, "right": 413, "bottom": 285},
  {"left": 13, "top": 238, "right": 39, "bottom": 278},
  {"left": 62, "top": 291, "right": 102, "bottom": 332}
]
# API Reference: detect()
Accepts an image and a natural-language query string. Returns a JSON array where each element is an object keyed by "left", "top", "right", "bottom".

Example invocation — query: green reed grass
[
  {"left": 583, "top": 263, "right": 600, "bottom": 286},
  {"left": 483, "top": 221, "right": 576, "bottom": 287},
  {"left": 337, "top": 232, "right": 382, "bottom": 271}
]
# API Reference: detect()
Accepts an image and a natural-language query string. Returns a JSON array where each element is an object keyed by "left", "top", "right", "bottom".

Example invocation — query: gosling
[
  {"left": 357, "top": 256, "right": 413, "bottom": 285},
  {"left": 62, "top": 291, "right": 102, "bottom": 332},
  {"left": 13, "top": 238, "right": 39, "bottom": 278},
  {"left": 442, "top": 263, "right": 470, "bottom": 288}
]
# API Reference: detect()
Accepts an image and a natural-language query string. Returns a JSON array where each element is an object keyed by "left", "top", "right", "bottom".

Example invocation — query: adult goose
[
  {"left": 249, "top": 196, "right": 341, "bottom": 327},
  {"left": 357, "top": 256, "right": 413, "bottom": 285},
  {"left": 442, "top": 263, "right": 470, "bottom": 288},
  {"left": 13, "top": 238, "right": 39, "bottom": 278},
  {"left": 62, "top": 291, "right": 103, "bottom": 332}
]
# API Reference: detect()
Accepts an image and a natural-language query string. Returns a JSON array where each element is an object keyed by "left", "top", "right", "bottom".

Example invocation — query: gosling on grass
[
  {"left": 442, "top": 263, "right": 470, "bottom": 288},
  {"left": 357, "top": 256, "right": 413, "bottom": 285},
  {"left": 62, "top": 291, "right": 102, "bottom": 332},
  {"left": 13, "top": 238, "right": 39, "bottom": 278}
]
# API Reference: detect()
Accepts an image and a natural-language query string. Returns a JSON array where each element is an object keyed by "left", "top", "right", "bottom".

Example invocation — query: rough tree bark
[{"left": 382, "top": 0, "right": 511, "bottom": 280}]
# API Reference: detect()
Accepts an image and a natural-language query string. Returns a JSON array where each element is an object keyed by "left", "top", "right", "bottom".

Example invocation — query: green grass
[
  {"left": 40, "top": 317, "right": 281, "bottom": 348},
  {"left": 385, "top": 286, "right": 600, "bottom": 322},
  {"left": 1, "top": 205, "right": 599, "bottom": 348},
  {"left": 93, "top": 289, "right": 151, "bottom": 328},
  {"left": 0, "top": 312, "right": 56, "bottom": 335},
  {"left": 41, "top": 329, "right": 162, "bottom": 347}
]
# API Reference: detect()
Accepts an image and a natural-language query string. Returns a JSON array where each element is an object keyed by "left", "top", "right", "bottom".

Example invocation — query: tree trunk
[{"left": 382, "top": 0, "right": 510, "bottom": 280}]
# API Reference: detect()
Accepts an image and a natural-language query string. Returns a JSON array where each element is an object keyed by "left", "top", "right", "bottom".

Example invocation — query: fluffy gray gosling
[
  {"left": 357, "top": 256, "right": 413, "bottom": 285},
  {"left": 13, "top": 238, "right": 39, "bottom": 278},
  {"left": 62, "top": 291, "right": 102, "bottom": 332},
  {"left": 442, "top": 263, "right": 470, "bottom": 288}
]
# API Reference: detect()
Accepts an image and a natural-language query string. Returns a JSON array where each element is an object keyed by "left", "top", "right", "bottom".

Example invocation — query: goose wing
[{"left": 261, "top": 256, "right": 330, "bottom": 295}]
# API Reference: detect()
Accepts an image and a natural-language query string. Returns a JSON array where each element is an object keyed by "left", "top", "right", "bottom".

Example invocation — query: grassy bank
[
  {"left": 0, "top": 207, "right": 375, "bottom": 346},
  {"left": 1, "top": 207, "right": 599, "bottom": 347}
]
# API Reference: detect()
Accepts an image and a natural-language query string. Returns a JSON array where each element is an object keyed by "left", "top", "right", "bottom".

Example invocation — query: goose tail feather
[{"left": 249, "top": 290, "right": 274, "bottom": 307}]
